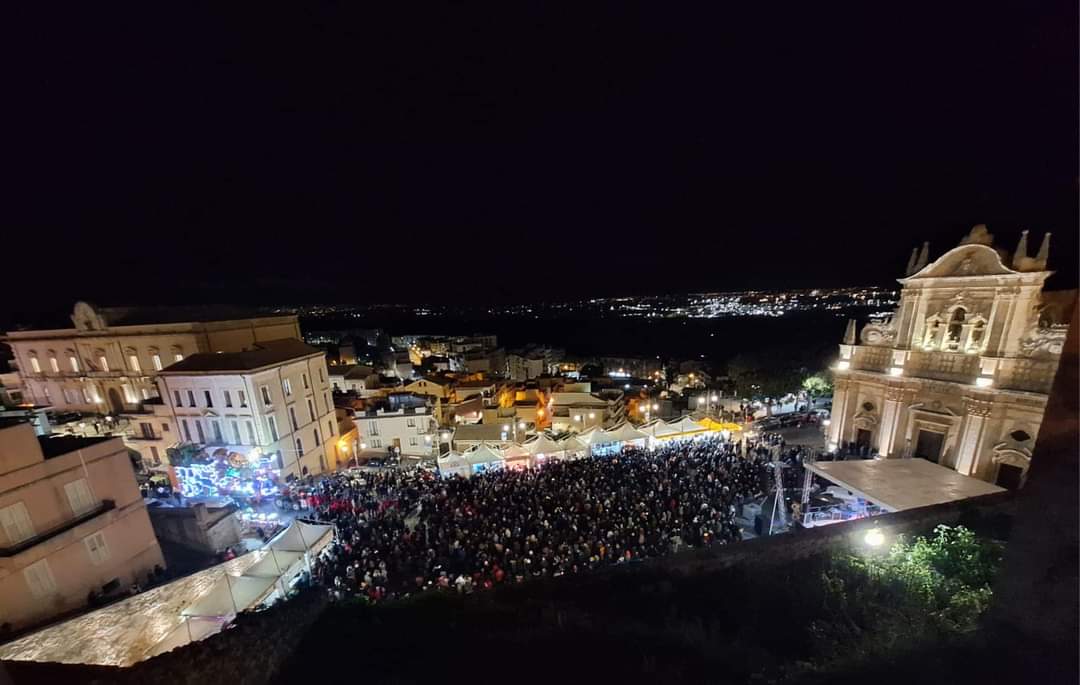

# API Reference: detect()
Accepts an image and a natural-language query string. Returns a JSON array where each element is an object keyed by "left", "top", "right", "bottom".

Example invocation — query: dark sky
[{"left": 8, "top": 1, "right": 1077, "bottom": 311}]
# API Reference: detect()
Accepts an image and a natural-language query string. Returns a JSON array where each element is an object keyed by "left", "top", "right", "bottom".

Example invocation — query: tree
[{"left": 802, "top": 373, "right": 832, "bottom": 397}]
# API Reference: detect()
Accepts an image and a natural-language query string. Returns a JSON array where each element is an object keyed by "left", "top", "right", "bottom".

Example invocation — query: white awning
[
  {"left": 806, "top": 457, "right": 1006, "bottom": 512},
  {"left": 523, "top": 434, "right": 562, "bottom": 455},
  {"left": 182, "top": 574, "right": 278, "bottom": 618},
  {"left": 463, "top": 444, "right": 505, "bottom": 465},
  {"left": 500, "top": 443, "right": 531, "bottom": 460},
  {"left": 269, "top": 520, "right": 334, "bottom": 554},
  {"left": 604, "top": 422, "right": 648, "bottom": 443},
  {"left": 664, "top": 415, "right": 708, "bottom": 435}
]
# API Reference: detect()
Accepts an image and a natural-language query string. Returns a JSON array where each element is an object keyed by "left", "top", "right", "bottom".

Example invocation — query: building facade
[
  {"left": 353, "top": 406, "right": 437, "bottom": 458},
  {"left": 0, "top": 424, "right": 165, "bottom": 631},
  {"left": 155, "top": 339, "right": 340, "bottom": 479},
  {"left": 828, "top": 227, "right": 1071, "bottom": 488}
]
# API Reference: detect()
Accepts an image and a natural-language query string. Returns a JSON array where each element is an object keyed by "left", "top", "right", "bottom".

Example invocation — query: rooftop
[
  {"left": 158, "top": 339, "right": 321, "bottom": 374},
  {"left": 37, "top": 435, "right": 111, "bottom": 459}
]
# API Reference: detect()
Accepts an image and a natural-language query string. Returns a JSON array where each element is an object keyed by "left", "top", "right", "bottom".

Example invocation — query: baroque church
[{"left": 827, "top": 225, "right": 1073, "bottom": 488}]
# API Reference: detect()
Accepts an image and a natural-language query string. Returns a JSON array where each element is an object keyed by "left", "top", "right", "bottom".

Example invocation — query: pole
[
  {"left": 222, "top": 571, "right": 240, "bottom": 616},
  {"left": 294, "top": 521, "right": 313, "bottom": 574}
]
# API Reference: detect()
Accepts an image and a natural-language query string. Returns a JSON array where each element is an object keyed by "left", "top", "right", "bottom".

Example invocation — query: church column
[
  {"left": 955, "top": 397, "right": 993, "bottom": 476},
  {"left": 828, "top": 377, "right": 850, "bottom": 449},
  {"left": 876, "top": 385, "right": 906, "bottom": 457}
]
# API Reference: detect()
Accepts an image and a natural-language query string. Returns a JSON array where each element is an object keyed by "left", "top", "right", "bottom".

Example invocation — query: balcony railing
[{"left": 0, "top": 499, "right": 116, "bottom": 557}]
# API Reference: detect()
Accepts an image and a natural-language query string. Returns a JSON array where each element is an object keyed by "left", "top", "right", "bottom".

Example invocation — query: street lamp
[{"left": 863, "top": 527, "right": 885, "bottom": 548}]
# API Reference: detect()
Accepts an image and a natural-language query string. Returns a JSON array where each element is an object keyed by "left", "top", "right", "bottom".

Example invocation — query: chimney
[
  {"left": 912, "top": 242, "right": 930, "bottom": 272},
  {"left": 904, "top": 247, "right": 919, "bottom": 275},
  {"left": 1011, "top": 230, "right": 1029, "bottom": 270},
  {"left": 1034, "top": 232, "right": 1051, "bottom": 269},
  {"left": 843, "top": 319, "right": 857, "bottom": 345}
]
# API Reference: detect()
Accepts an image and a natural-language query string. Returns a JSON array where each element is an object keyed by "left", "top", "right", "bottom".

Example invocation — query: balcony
[{"left": 0, "top": 500, "right": 115, "bottom": 557}]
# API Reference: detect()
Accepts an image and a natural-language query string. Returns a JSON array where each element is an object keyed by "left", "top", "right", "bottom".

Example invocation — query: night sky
[{"left": 8, "top": 2, "right": 1077, "bottom": 312}]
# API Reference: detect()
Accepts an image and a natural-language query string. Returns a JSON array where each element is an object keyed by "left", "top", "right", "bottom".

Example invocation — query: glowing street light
[{"left": 863, "top": 528, "right": 885, "bottom": 548}]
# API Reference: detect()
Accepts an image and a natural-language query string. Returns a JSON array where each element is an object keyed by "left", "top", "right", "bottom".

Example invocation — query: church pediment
[{"left": 903, "top": 244, "right": 1015, "bottom": 281}]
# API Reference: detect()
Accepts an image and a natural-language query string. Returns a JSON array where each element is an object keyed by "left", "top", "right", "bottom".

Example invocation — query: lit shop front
[{"left": 172, "top": 448, "right": 283, "bottom": 501}]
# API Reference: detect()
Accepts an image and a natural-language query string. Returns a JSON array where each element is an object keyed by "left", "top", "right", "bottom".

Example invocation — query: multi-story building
[
  {"left": 828, "top": 226, "right": 1072, "bottom": 488},
  {"left": 548, "top": 390, "right": 627, "bottom": 433},
  {"left": 3, "top": 302, "right": 301, "bottom": 417},
  {"left": 353, "top": 405, "right": 437, "bottom": 458},
  {"left": 155, "top": 339, "right": 340, "bottom": 479},
  {"left": 0, "top": 421, "right": 165, "bottom": 631}
]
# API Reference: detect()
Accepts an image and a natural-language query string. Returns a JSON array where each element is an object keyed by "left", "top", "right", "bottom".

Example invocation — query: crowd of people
[{"left": 308, "top": 435, "right": 770, "bottom": 603}]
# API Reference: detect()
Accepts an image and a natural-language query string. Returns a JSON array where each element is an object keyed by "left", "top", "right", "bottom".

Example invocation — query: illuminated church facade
[{"left": 828, "top": 225, "right": 1072, "bottom": 488}]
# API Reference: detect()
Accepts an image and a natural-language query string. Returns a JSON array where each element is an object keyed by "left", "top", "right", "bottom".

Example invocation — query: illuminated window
[
  {"left": 49, "top": 356, "right": 60, "bottom": 374},
  {"left": 283, "top": 378, "right": 293, "bottom": 396},
  {"left": 122, "top": 384, "right": 138, "bottom": 404},
  {"left": 84, "top": 532, "right": 110, "bottom": 565},
  {"left": 68, "top": 354, "right": 80, "bottom": 373},
  {"left": 174, "top": 353, "right": 183, "bottom": 362},
  {"left": 98, "top": 355, "right": 109, "bottom": 372},
  {"left": 82, "top": 386, "right": 92, "bottom": 403},
  {"left": 30, "top": 356, "right": 41, "bottom": 374},
  {"left": 141, "top": 387, "right": 150, "bottom": 400},
  {"left": 128, "top": 354, "right": 141, "bottom": 373},
  {"left": 152, "top": 354, "right": 163, "bottom": 371}
]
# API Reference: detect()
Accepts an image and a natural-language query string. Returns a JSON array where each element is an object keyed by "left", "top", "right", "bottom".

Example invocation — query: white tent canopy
[
  {"left": 269, "top": 520, "right": 334, "bottom": 554},
  {"left": 500, "top": 443, "right": 531, "bottom": 460},
  {"left": 665, "top": 415, "right": 708, "bottom": 436},
  {"left": 578, "top": 426, "right": 615, "bottom": 446},
  {"left": 437, "top": 451, "right": 471, "bottom": 478},
  {"left": 641, "top": 419, "right": 678, "bottom": 438},
  {"left": 806, "top": 458, "right": 1006, "bottom": 512},
  {"left": 242, "top": 549, "right": 304, "bottom": 578},
  {"left": 557, "top": 435, "right": 587, "bottom": 457},
  {"left": 462, "top": 444, "right": 505, "bottom": 473},
  {"left": 524, "top": 434, "right": 562, "bottom": 455},
  {"left": 182, "top": 574, "right": 278, "bottom": 618},
  {"left": 605, "top": 422, "right": 648, "bottom": 443}
]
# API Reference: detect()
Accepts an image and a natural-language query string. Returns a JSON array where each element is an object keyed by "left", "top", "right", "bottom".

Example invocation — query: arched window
[
  {"left": 966, "top": 317, "right": 987, "bottom": 353},
  {"left": 48, "top": 350, "right": 60, "bottom": 374},
  {"left": 922, "top": 315, "right": 943, "bottom": 349},
  {"left": 94, "top": 348, "right": 109, "bottom": 372},
  {"left": 28, "top": 350, "right": 41, "bottom": 374},
  {"left": 296, "top": 438, "right": 305, "bottom": 457},
  {"left": 65, "top": 349, "right": 79, "bottom": 373},
  {"left": 945, "top": 308, "right": 966, "bottom": 351},
  {"left": 125, "top": 348, "right": 141, "bottom": 373}
]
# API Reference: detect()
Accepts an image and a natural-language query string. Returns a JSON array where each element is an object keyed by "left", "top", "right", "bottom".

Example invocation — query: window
[
  {"left": 82, "top": 386, "right": 92, "bottom": 403},
  {"left": 123, "top": 384, "right": 138, "bottom": 404},
  {"left": 224, "top": 390, "right": 233, "bottom": 408},
  {"left": 23, "top": 559, "right": 57, "bottom": 598},
  {"left": 150, "top": 445, "right": 161, "bottom": 465},
  {"left": 370, "top": 438, "right": 382, "bottom": 448},
  {"left": 946, "top": 308, "right": 966, "bottom": 351},
  {"left": 181, "top": 419, "right": 192, "bottom": 441},
  {"left": 1010, "top": 429, "right": 1032, "bottom": 442},
  {"left": 98, "top": 355, "right": 109, "bottom": 372},
  {"left": 195, "top": 420, "right": 206, "bottom": 443},
  {"left": 268, "top": 415, "right": 279, "bottom": 441},
  {"left": 295, "top": 438, "right": 304, "bottom": 457},
  {"left": 187, "top": 390, "right": 196, "bottom": 407},
  {"left": 64, "top": 478, "right": 95, "bottom": 516},
  {"left": 204, "top": 390, "right": 213, "bottom": 408},
  {"left": 162, "top": 422, "right": 170, "bottom": 432},
  {"left": 211, "top": 420, "right": 223, "bottom": 443},
  {"left": 238, "top": 390, "right": 248, "bottom": 408},
  {"left": 42, "top": 384, "right": 51, "bottom": 403},
  {"left": 328, "top": 419, "right": 335, "bottom": 436},
  {"left": 63, "top": 388, "right": 79, "bottom": 404},
  {"left": 367, "top": 420, "right": 379, "bottom": 436},
  {"left": 30, "top": 356, "right": 41, "bottom": 373},
  {"left": 174, "top": 353, "right": 184, "bottom": 362},
  {"left": 303, "top": 372, "right": 310, "bottom": 389},
  {"left": 174, "top": 390, "right": 183, "bottom": 407},
  {"left": 0, "top": 502, "right": 35, "bottom": 544},
  {"left": 289, "top": 406, "right": 299, "bottom": 431},
  {"left": 50, "top": 356, "right": 60, "bottom": 374},
  {"left": 283, "top": 378, "right": 293, "bottom": 396},
  {"left": 409, "top": 437, "right": 417, "bottom": 446},
  {"left": 307, "top": 398, "right": 315, "bottom": 422},
  {"left": 69, "top": 354, "right": 80, "bottom": 372},
  {"left": 319, "top": 368, "right": 325, "bottom": 383},
  {"left": 246, "top": 420, "right": 256, "bottom": 444},
  {"left": 261, "top": 386, "right": 272, "bottom": 406},
  {"left": 407, "top": 417, "right": 416, "bottom": 428},
  {"left": 862, "top": 402, "right": 875, "bottom": 412},
  {"left": 152, "top": 354, "right": 163, "bottom": 371},
  {"left": 324, "top": 392, "right": 329, "bottom": 411},
  {"left": 85, "top": 531, "right": 110, "bottom": 565},
  {"left": 232, "top": 420, "right": 241, "bottom": 444},
  {"left": 128, "top": 354, "right": 141, "bottom": 373},
  {"left": 314, "top": 428, "right": 321, "bottom": 446},
  {"left": 968, "top": 319, "right": 986, "bottom": 352},
  {"left": 141, "top": 387, "right": 151, "bottom": 400}
]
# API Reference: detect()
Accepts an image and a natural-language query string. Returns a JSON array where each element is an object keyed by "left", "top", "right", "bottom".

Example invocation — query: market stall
[
  {"left": 557, "top": 435, "right": 588, "bottom": 460},
  {"left": 500, "top": 443, "right": 532, "bottom": 470},
  {"left": 524, "top": 433, "right": 565, "bottom": 463},
  {"left": 462, "top": 444, "right": 505, "bottom": 475},
  {"left": 577, "top": 426, "right": 618, "bottom": 456},
  {"left": 437, "top": 451, "right": 471, "bottom": 478},
  {"left": 603, "top": 422, "right": 649, "bottom": 449}
]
